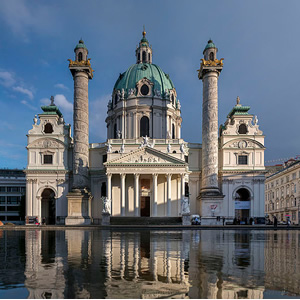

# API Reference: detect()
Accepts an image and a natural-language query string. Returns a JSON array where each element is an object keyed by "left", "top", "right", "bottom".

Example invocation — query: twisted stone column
[
  {"left": 73, "top": 71, "right": 90, "bottom": 189},
  {"left": 201, "top": 71, "right": 220, "bottom": 194}
]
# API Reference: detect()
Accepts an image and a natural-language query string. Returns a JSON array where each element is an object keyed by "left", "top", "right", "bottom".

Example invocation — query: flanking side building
[
  {"left": 265, "top": 158, "right": 300, "bottom": 224},
  {"left": 25, "top": 32, "right": 266, "bottom": 225},
  {"left": 0, "top": 169, "right": 26, "bottom": 224}
]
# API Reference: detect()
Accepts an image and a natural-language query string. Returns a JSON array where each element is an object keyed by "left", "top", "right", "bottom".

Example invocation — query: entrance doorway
[
  {"left": 235, "top": 188, "right": 251, "bottom": 223},
  {"left": 41, "top": 188, "right": 56, "bottom": 225},
  {"left": 141, "top": 196, "right": 150, "bottom": 217}
]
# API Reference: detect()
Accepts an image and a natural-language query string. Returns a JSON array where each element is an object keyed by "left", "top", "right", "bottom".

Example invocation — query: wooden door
[{"left": 141, "top": 196, "right": 150, "bottom": 217}]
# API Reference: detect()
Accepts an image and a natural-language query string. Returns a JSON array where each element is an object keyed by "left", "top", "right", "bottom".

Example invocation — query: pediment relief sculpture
[{"left": 28, "top": 138, "right": 65, "bottom": 149}]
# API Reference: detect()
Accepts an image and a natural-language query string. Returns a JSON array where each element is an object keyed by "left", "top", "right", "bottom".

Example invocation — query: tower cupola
[
  {"left": 74, "top": 39, "right": 88, "bottom": 62},
  {"left": 135, "top": 27, "right": 152, "bottom": 64},
  {"left": 203, "top": 39, "right": 218, "bottom": 61}
]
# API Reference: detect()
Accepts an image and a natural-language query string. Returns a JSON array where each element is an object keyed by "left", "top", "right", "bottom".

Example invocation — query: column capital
[
  {"left": 106, "top": 173, "right": 112, "bottom": 178},
  {"left": 134, "top": 173, "right": 140, "bottom": 178},
  {"left": 152, "top": 173, "right": 158, "bottom": 178},
  {"left": 120, "top": 173, "right": 126, "bottom": 179}
]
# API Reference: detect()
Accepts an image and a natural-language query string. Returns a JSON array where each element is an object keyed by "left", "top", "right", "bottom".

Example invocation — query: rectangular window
[
  {"left": 6, "top": 206, "right": 20, "bottom": 212},
  {"left": 7, "top": 187, "right": 19, "bottom": 193},
  {"left": 0, "top": 196, "right": 5, "bottom": 203},
  {"left": 294, "top": 185, "right": 297, "bottom": 193},
  {"left": 0, "top": 187, "right": 5, "bottom": 192},
  {"left": 286, "top": 175, "right": 289, "bottom": 183},
  {"left": 7, "top": 196, "right": 20, "bottom": 204},
  {"left": 44, "top": 155, "right": 53, "bottom": 164},
  {"left": 0, "top": 206, "right": 5, "bottom": 211},
  {"left": 293, "top": 173, "right": 296, "bottom": 180},
  {"left": 238, "top": 155, "right": 248, "bottom": 165}
]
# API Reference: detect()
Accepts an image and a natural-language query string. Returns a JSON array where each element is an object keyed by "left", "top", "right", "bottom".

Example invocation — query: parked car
[{"left": 191, "top": 215, "right": 201, "bottom": 225}]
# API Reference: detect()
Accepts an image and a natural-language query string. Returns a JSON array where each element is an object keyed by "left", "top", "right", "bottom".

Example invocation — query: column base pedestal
[
  {"left": 182, "top": 213, "right": 191, "bottom": 225},
  {"left": 197, "top": 192, "right": 224, "bottom": 225},
  {"left": 65, "top": 188, "right": 92, "bottom": 226},
  {"left": 102, "top": 213, "right": 111, "bottom": 225}
]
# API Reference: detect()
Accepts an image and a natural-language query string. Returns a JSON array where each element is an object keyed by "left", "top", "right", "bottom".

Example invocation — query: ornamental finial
[
  {"left": 142, "top": 25, "right": 146, "bottom": 37},
  {"left": 50, "top": 95, "right": 55, "bottom": 106},
  {"left": 236, "top": 96, "right": 240, "bottom": 105}
]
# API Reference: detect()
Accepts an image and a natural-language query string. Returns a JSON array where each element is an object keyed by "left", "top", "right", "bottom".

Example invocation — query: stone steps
[{"left": 110, "top": 217, "right": 182, "bottom": 225}]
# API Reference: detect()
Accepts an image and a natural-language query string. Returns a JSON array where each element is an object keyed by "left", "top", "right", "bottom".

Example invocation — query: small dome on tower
[
  {"left": 203, "top": 39, "right": 217, "bottom": 54},
  {"left": 74, "top": 39, "right": 88, "bottom": 52}
]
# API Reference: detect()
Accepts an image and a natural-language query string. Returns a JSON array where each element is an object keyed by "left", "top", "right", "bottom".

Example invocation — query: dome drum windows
[{"left": 140, "top": 116, "right": 149, "bottom": 137}]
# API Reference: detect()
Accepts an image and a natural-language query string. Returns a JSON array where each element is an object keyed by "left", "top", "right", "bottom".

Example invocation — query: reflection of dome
[{"left": 113, "top": 63, "right": 175, "bottom": 97}]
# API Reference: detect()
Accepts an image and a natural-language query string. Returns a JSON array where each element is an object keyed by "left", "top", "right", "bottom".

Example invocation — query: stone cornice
[{"left": 24, "top": 169, "right": 69, "bottom": 174}]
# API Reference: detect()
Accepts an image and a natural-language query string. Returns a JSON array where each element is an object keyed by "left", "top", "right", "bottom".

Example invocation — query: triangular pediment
[{"left": 105, "top": 147, "right": 186, "bottom": 166}]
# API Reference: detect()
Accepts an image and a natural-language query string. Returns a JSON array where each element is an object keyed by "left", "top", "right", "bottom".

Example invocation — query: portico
[{"left": 104, "top": 147, "right": 188, "bottom": 217}]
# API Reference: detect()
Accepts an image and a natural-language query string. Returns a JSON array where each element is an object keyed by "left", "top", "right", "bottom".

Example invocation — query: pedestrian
[
  {"left": 222, "top": 217, "right": 225, "bottom": 226},
  {"left": 274, "top": 216, "right": 277, "bottom": 228},
  {"left": 233, "top": 217, "right": 237, "bottom": 225},
  {"left": 249, "top": 217, "right": 253, "bottom": 225}
]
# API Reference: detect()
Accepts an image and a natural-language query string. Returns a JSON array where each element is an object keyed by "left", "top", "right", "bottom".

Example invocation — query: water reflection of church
[{"left": 22, "top": 229, "right": 270, "bottom": 299}]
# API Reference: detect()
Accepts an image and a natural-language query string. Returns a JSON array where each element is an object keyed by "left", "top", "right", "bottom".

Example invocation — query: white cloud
[
  {"left": 40, "top": 98, "right": 49, "bottom": 105},
  {"left": 13, "top": 86, "right": 34, "bottom": 99},
  {"left": 0, "top": 1, "right": 63, "bottom": 42},
  {"left": 0, "top": 71, "right": 15, "bottom": 87},
  {"left": 40, "top": 94, "right": 73, "bottom": 114},
  {"left": 54, "top": 94, "right": 73, "bottom": 113},
  {"left": 21, "top": 100, "right": 36, "bottom": 110},
  {"left": 54, "top": 83, "right": 69, "bottom": 90},
  {"left": 90, "top": 94, "right": 111, "bottom": 141}
]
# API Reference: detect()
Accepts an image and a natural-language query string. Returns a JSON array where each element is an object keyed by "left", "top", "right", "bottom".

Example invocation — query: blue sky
[{"left": 0, "top": 0, "right": 299, "bottom": 168}]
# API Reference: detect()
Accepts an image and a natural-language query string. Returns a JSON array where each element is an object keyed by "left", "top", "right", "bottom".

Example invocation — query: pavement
[{"left": 1, "top": 224, "right": 300, "bottom": 230}]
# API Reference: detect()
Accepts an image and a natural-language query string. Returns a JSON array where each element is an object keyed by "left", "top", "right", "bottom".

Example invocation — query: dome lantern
[{"left": 136, "top": 26, "right": 152, "bottom": 64}]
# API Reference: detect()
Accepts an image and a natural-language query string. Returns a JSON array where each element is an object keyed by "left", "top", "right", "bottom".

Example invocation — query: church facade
[{"left": 25, "top": 31, "right": 266, "bottom": 225}]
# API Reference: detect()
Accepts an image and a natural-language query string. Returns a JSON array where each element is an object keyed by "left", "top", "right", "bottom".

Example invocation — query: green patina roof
[
  {"left": 74, "top": 39, "right": 87, "bottom": 52},
  {"left": 227, "top": 105, "right": 251, "bottom": 118},
  {"left": 203, "top": 39, "right": 217, "bottom": 54},
  {"left": 40, "top": 105, "right": 62, "bottom": 117},
  {"left": 114, "top": 63, "right": 175, "bottom": 96}
]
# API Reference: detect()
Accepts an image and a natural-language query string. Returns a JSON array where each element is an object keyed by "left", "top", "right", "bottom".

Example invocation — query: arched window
[
  {"left": 78, "top": 52, "right": 83, "bottom": 61},
  {"left": 114, "top": 93, "right": 118, "bottom": 106},
  {"left": 171, "top": 94, "right": 175, "bottom": 105},
  {"left": 138, "top": 53, "right": 140, "bottom": 62},
  {"left": 148, "top": 53, "right": 150, "bottom": 61},
  {"left": 44, "top": 123, "right": 53, "bottom": 134},
  {"left": 209, "top": 52, "right": 214, "bottom": 60},
  {"left": 238, "top": 124, "right": 247, "bottom": 134},
  {"left": 140, "top": 116, "right": 149, "bottom": 137},
  {"left": 114, "top": 124, "right": 117, "bottom": 139},
  {"left": 172, "top": 124, "right": 175, "bottom": 139},
  {"left": 142, "top": 51, "right": 146, "bottom": 62}
]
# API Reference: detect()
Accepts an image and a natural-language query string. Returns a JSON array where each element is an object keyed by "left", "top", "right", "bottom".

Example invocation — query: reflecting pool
[{"left": 0, "top": 229, "right": 300, "bottom": 299}]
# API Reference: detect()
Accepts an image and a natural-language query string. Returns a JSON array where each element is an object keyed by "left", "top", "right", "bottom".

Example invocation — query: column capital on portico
[{"left": 106, "top": 173, "right": 112, "bottom": 178}]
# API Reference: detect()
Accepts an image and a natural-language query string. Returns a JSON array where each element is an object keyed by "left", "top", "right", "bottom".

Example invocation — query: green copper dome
[
  {"left": 74, "top": 39, "right": 87, "bottom": 52},
  {"left": 114, "top": 63, "right": 175, "bottom": 96},
  {"left": 203, "top": 39, "right": 217, "bottom": 54}
]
